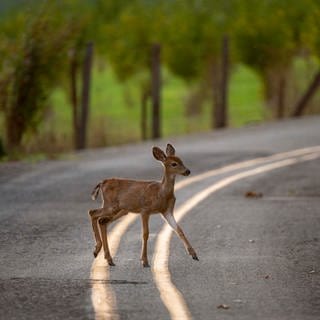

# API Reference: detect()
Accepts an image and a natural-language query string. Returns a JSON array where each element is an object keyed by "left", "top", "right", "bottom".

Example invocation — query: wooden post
[
  {"left": 151, "top": 43, "right": 161, "bottom": 139},
  {"left": 292, "top": 70, "right": 320, "bottom": 117},
  {"left": 141, "top": 90, "right": 149, "bottom": 140},
  {"left": 220, "top": 35, "right": 229, "bottom": 127},
  {"left": 69, "top": 48, "right": 80, "bottom": 149},
  {"left": 78, "top": 42, "right": 94, "bottom": 149},
  {"left": 276, "top": 75, "right": 286, "bottom": 119},
  {"left": 214, "top": 35, "right": 229, "bottom": 129}
]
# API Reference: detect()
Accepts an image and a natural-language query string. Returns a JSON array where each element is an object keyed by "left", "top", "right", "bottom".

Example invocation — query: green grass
[
  {"left": 1, "top": 63, "right": 266, "bottom": 157},
  {"left": 50, "top": 63, "right": 265, "bottom": 144},
  {"left": 3, "top": 57, "right": 320, "bottom": 160},
  {"left": 229, "top": 65, "right": 265, "bottom": 126}
]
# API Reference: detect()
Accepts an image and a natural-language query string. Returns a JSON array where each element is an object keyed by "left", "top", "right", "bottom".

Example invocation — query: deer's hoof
[
  {"left": 192, "top": 254, "right": 199, "bottom": 261},
  {"left": 93, "top": 249, "right": 101, "bottom": 258},
  {"left": 108, "top": 260, "right": 116, "bottom": 266},
  {"left": 188, "top": 247, "right": 198, "bottom": 260},
  {"left": 142, "top": 261, "right": 150, "bottom": 268},
  {"left": 93, "top": 245, "right": 102, "bottom": 258}
]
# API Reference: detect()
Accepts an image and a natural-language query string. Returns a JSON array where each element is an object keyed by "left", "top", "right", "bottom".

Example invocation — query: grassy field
[
  {"left": 1, "top": 57, "right": 319, "bottom": 160},
  {"left": 0, "top": 63, "right": 267, "bottom": 158},
  {"left": 40, "top": 64, "right": 265, "bottom": 154}
]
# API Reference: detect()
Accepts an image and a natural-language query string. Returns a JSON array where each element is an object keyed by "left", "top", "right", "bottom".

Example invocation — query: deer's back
[{"left": 101, "top": 178, "right": 171, "bottom": 213}]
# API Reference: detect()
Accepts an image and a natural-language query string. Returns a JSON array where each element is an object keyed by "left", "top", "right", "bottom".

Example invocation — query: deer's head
[{"left": 152, "top": 143, "right": 190, "bottom": 176}]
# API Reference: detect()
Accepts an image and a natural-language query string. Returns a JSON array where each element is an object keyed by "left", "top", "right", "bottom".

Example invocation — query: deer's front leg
[
  {"left": 161, "top": 212, "right": 199, "bottom": 261},
  {"left": 140, "top": 213, "right": 150, "bottom": 267}
]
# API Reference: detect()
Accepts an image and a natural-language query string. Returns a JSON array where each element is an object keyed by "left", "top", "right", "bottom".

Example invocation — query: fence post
[
  {"left": 151, "top": 43, "right": 161, "bottom": 139},
  {"left": 69, "top": 48, "right": 81, "bottom": 149},
  {"left": 78, "top": 42, "right": 94, "bottom": 149},
  {"left": 141, "top": 90, "right": 149, "bottom": 140},
  {"left": 214, "top": 35, "right": 229, "bottom": 129},
  {"left": 292, "top": 70, "right": 320, "bottom": 117}
]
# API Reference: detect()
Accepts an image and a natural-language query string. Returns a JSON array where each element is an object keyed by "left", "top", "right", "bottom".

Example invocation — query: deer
[{"left": 88, "top": 143, "right": 199, "bottom": 267}]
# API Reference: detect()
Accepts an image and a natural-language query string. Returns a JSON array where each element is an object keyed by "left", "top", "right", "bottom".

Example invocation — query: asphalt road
[{"left": 0, "top": 116, "right": 319, "bottom": 320}]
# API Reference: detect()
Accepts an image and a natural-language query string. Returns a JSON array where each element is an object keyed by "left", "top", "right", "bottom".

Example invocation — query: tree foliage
[
  {"left": 1, "top": 0, "right": 320, "bottom": 154},
  {"left": 0, "top": 0, "right": 94, "bottom": 151}
]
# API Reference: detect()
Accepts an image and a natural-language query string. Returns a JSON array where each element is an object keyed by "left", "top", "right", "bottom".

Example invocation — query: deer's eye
[{"left": 171, "top": 162, "right": 178, "bottom": 167}]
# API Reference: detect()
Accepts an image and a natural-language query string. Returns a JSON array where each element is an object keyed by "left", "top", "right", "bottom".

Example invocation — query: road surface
[{"left": 0, "top": 116, "right": 319, "bottom": 320}]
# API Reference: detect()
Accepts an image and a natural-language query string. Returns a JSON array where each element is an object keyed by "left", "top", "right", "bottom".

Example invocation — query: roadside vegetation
[
  {"left": 0, "top": 0, "right": 320, "bottom": 160},
  {"left": 29, "top": 65, "right": 265, "bottom": 154}
]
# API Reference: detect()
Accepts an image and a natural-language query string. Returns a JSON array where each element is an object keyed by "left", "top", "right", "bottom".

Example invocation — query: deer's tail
[{"left": 91, "top": 182, "right": 101, "bottom": 200}]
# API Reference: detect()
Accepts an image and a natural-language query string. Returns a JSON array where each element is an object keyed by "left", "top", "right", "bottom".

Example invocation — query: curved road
[{"left": 0, "top": 116, "right": 319, "bottom": 320}]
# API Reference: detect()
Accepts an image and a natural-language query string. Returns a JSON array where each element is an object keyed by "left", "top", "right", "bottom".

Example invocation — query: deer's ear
[
  {"left": 153, "top": 147, "right": 167, "bottom": 162},
  {"left": 166, "top": 143, "right": 175, "bottom": 156}
]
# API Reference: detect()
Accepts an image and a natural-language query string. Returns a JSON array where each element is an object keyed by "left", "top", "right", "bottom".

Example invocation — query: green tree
[
  {"left": 291, "top": 0, "right": 320, "bottom": 116},
  {"left": 0, "top": 0, "right": 99, "bottom": 153},
  {"left": 235, "top": 0, "right": 298, "bottom": 118},
  {"left": 163, "top": 0, "right": 236, "bottom": 128},
  {"left": 99, "top": 1, "right": 166, "bottom": 139},
  {"left": 0, "top": 2, "right": 81, "bottom": 153}
]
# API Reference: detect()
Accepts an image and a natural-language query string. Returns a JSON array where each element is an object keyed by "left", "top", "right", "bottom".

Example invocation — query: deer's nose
[{"left": 184, "top": 169, "right": 191, "bottom": 176}]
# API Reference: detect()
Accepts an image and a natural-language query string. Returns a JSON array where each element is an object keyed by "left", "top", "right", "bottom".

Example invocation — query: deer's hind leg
[
  {"left": 140, "top": 213, "right": 150, "bottom": 267},
  {"left": 88, "top": 208, "right": 105, "bottom": 257},
  {"left": 89, "top": 206, "right": 119, "bottom": 258},
  {"left": 98, "top": 209, "right": 129, "bottom": 266}
]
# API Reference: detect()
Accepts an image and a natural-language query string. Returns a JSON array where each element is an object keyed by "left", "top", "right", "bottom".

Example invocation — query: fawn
[{"left": 88, "top": 143, "right": 198, "bottom": 267}]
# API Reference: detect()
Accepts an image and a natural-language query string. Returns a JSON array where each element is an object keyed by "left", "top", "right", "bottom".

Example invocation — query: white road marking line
[
  {"left": 90, "top": 213, "right": 136, "bottom": 320},
  {"left": 89, "top": 146, "right": 320, "bottom": 319},
  {"left": 152, "top": 151, "right": 320, "bottom": 320},
  {"left": 171, "top": 146, "right": 320, "bottom": 190}
]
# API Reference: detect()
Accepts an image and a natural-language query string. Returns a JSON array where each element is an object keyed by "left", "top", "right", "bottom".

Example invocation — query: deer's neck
[{"left": 161, "top": 168, "right": 176, "bottom": 195}]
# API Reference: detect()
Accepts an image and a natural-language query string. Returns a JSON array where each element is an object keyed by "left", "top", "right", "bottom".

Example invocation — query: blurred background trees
[{"left": 0, "top": 0, "right": 320, "bottom": 159}]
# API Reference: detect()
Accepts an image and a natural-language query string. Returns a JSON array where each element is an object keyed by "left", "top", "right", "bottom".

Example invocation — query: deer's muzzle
[{"left": 183, "top": 169, "right": 191, "bottom": 176}]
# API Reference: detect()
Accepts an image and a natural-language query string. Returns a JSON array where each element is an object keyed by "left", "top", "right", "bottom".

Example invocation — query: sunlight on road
[{"left": 90, "top": 213, "right": 137, "bottom": 320}]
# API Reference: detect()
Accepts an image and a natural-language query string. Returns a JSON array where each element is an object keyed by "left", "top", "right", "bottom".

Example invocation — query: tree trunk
[
  {"left": 276, "top": 75, "right": 286, "bottom": 119},
  {"left": 213, "top": 35, "right": 229, "bottom": 129},
  {"left": 151, "top": 43, "right": 161, "bottom": 139},
  {"left": 0, "top": 78, "right": 10, "bottom": 153},
  {"left": 141, "top": 89, "right": 149, "bottom": 141},
  {"left": 78, "top": 42, "right": 94, "bottom": 150},
  {"left": 292, "top": 70, "right": 320, "bottom": 117},
  {"left": 211, "top": 61, "right": 220, "bottom": 129},
  {"left": 5, "top": 112, "right": 25, "bottom": 152},
  {"left": 218, "top": 35, "right": 229, "bottom": 128},
  {"left": 6, "top": 46, "right": 38, "bottom": 151},
  {"left": 69, "top": 49, "right": 80, "bottom": 149}
]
